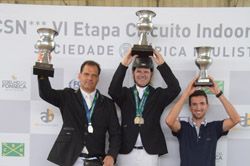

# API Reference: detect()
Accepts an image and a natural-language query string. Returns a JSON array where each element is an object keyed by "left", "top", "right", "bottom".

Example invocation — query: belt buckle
[
  {"left": 84, "top": 158, "right": 103, "bottom": 166},
  {"left": 134, "top": 146, "right": 143, "bottom": 149}
]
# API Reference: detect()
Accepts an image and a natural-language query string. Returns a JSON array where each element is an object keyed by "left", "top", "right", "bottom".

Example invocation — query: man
[
  {"left": 108, "top": 48, "right": 181, "bottom": 166},
  {"left": 37, "top": 53, "right": 121, "bottom": 166},
  {"left": 166, "top": 76, "right": 241, "bottom": 166}
]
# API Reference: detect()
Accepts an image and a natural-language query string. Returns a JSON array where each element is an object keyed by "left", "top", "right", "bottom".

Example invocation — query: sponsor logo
[
  {"left": 216, "top": 152, "right": 223, "bottom": 162},
  {"left": 201, "top": 80, "right": 224, "bottom": 94},
  {"left": 2, "top": 142, "right": 25, "bottom": 157},
  {"left": 69, "top": 78, "right": 80, "bottom": 90},
  {"left": 41, "top": 109, "right": 54, "bottom": 123},
  {"left": 34, "top": 109, "right": 59, "bottom": 127},
  {"left": 238, "top": 113, "right": 250, "bottom": 127},
  {"left": 119, "top": 43, "right": 132, "bottom": 58},
  {"left": 1, "top": 75, "right": 27, "bottom": 91}
]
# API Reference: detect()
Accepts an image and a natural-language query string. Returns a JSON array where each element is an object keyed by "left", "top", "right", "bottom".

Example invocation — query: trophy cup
[
  {"left": 194, "top": 46, "right": 213, "bottom": 86},
  {"left": 33, "top": 28, "right": 58, "bottom": 77},
  {"left": 131, "top": 10, "right": 156, "bottom": 58}
]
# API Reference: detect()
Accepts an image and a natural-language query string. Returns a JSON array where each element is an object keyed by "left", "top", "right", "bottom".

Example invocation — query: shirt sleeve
[
  {"left": 172, "top": 121, "right": 185, "bottom": 137},
  {"left": 215, "top": 120, "right": 229, "bottom": 139}
]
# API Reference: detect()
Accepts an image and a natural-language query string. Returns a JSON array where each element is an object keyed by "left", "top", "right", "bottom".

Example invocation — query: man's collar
[
  {"left": 80, "top": 88, "right": 96, "bottom": 98},
  {"left": 189, "top": 119, "right": 207, "bottom": 127},
  {"left": 136, "top": 85, "right": 147, "bottom": 92}
]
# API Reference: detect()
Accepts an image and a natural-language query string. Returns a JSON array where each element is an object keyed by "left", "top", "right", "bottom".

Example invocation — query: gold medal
[
  {"left": 139, "top": 117, "right": 144, "bottom": 124},
  {"left": 134, "top": 116, "right": 140, "bottom": 124}
]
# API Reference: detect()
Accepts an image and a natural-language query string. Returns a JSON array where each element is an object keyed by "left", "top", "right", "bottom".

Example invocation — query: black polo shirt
[{"left": 172, "top": 120, "right": 228, "bottom": 166}]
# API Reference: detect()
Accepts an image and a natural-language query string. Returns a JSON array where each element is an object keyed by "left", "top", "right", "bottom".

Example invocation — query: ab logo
[
  {"left": 239, "top": 113, "right": 250, "bottom": 127},
  {"left": 41, "top": 109, "right": 54, "bottom": 123}
]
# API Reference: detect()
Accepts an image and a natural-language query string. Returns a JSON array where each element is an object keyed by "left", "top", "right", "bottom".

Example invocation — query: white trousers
[
  {"left": 73, "top": 157, "right": 85, "bottom": 166},
  {"left": 116, "top": 148, "right": 158, "bottom": 166},
  {"left": 73, "top": 157, "right": 98, "bottom": 166}
]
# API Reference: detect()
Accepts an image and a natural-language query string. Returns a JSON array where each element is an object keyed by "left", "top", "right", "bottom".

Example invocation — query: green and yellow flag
[
  {"left": 201, "top": 80, "right": 224, "bottom": 94},
  {"left": 2, "top": 142, "right": 25, "bottom": 157}
]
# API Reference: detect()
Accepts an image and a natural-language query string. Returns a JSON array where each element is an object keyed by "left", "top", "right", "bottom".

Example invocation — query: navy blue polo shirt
[{"left": 172, "top": 120, "right": 228, "bottom": 166}]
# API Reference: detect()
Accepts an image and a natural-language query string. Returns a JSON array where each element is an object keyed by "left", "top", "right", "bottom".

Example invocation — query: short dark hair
[
  {"left": 80, "top": 60, "right": 101, "bottom": 75},
  {"left": 189, "top": 90, "right": 208, "bottom": 106}
]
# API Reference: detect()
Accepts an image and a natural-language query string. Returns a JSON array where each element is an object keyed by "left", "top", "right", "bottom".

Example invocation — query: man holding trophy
[
  {"left": 165, "top": 46, "right": 241, "bottom": 166},
  {"left": 34, "top": 28, "right": 121, "bottom": 166},
  {"left": 33, "top": 28, "right": 58, "bottom": 77},
  {"left": 108, "top": 10, "right": 181, "bottom": 166}
]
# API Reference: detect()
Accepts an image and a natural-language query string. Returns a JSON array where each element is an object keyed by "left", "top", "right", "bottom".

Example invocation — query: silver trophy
[
  {"left": 132, "top": 10, "right": 156, "bottom": 58},
  {"left": 194, "top": 46, "right": 213, "bottom": 86},
  {"left": 33, "top": 28, "right": 58, "bottom": 77}
]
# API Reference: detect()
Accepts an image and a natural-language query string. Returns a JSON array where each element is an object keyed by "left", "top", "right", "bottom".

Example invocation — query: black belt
[
  {"left": 134, "top": 146, "right": 143, "bottom": 150},
  {"left": 79, "top": 153, "right": 103, "bottom": 161}
]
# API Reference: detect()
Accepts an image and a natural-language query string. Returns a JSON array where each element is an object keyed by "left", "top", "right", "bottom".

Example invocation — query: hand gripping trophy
[
  {"left": 131, "top": 10, "right": 156, "bottom": 58},
  {"left": 194, "top": 46, "right": 214, "bottom": 86},
  {"left": 33, "top": 28, "right": 58, "bottom": 77}
]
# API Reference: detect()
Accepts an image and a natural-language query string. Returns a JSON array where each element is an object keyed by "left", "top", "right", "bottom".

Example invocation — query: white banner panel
[{"left": 0, "top": 4, "right": 250, "bottom": 166}]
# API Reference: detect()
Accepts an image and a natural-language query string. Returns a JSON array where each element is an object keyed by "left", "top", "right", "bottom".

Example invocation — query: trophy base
[
  {"left": 132, "top": 45, "right": 153, "bottom": 58},
  {"left": 33, "top": 62, "right": 54, "bottom": 77},
  {"left": 194, "top": 78, "right": 213, "bottom": 87}
]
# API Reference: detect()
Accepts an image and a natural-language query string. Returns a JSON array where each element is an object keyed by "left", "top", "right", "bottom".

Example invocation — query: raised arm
[
  {"left": 166, "top": 76, "right": 200, "bottom": 132},
  {"left": 108, "top": 49, "right": 137, "bottom": 104},
  {"left": 149, "top": 48, "right": 165, "bottom": 66},
  {"left": 37, "top": 52, "right": 63, "bottom": 107},
  {"left": 152, "top": 49, "right": 181, "bottom": 104},
  {"left": 205, "top": 76, "right": 241, "bottom": 132},
  {"left": 121, "top": 48, "right": 138, "bottom": 67}
]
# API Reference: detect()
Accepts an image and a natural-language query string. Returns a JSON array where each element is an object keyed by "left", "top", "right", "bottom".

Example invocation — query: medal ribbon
[
  {"left": 133, "top": 85, "right": 150, "bottom": 117},
  {"left": 82, "top": 92, "right": 98, "bottom": 125}
]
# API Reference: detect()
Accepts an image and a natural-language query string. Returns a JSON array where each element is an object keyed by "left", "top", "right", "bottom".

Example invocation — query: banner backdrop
[{"left": 0, "top": 4, "right": 250, "bottom": 166}]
